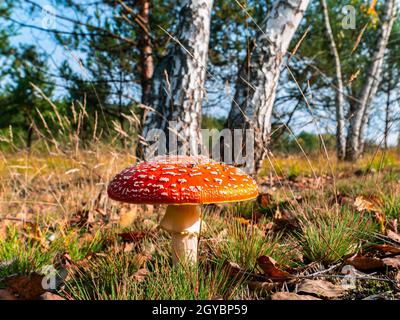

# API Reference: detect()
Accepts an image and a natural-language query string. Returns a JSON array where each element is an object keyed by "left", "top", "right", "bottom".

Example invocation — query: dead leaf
[
  {"left": 123, "top": 242, "right": 135, "bottom": 253},
  {"left": 119, "top": 205, "right": 138, "bottom": 227},
  {"left": 0, "top": 289, "right": 17, "bottom": 300},
  {"left": 348, "top": 68, "right": 361, "bottom": 85},
  {"left": 257, "top": 256, "right": 291, "bottom": 281},
  {"left": 132, "top": 252, "right": 150, "bottom": 268},
  {"left": 354, "top": 196, "right": 381, "bottom": 212},
  {"left": 118, "top": 231, "right": 146, "bottom": 243},
  {"left": 257, "top": 193, "right": 273, "bottom": 208},
  {"left": 37, "top": 292, "right": 65, "bottom": 300},
  {"left": 271, "top": 292, "right": 321, "bottom": 300},
  {"left": 69, "top": 208, "right": 93, "bottom": 228},
  {"left": 132, "top": 268, "right": 149, "bottom": 282},
  {"left": 395, "top": 271, "right": 400, "bottom": 286},
  {"left": 297, "top": 279, "right": 348, "bottom": 299},
  {"left": 387, "top": 230, "right": 400, "bottom": 244},
  {"left": 346, "top": 255, "right": 385, "bottom": 271},
  {"left": 382, "top": 256, "right": 400, "bottom": 269},
  {"left": 223, "top": 261, "right": 246, "bottom": 278},
  {"left": 248, "top": 281, "right": 277, "bottom": 293},
  {"left": 6, "top": 273, "right": 45, "bottom": 300},
  {"left": 234, "top": 217, "right": 250, "bottom": 226},
  {"left": 369, "top": 244, "right": 400, "bottom": 254}
]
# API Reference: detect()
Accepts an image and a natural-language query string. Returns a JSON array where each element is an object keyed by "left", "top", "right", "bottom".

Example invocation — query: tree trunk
[
  {"left": 345, "top": 0, "right": 396, "bottom": 161},
  {"left": 141, "top": 0, "right": 213, "bottom": 159},
  {"left": 383, "top": 68, "right": 393, "bottom": 150},
  {"left": 226, "top": 0, "right": 309, "bottom": 174},
  {"left": 320, "top": 0, "right": 346, "bottom": 160},
  {"left": 138, "top": 0, "right": 154, "bottom": 105}
]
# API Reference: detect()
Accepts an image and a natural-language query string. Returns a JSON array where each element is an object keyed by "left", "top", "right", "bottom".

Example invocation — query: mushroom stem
[{"left": 159, "top": 205, "right": 201, "bottom": 265}]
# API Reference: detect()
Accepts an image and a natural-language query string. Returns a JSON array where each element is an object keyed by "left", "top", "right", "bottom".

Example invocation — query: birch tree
[
  {"left": 141, "top": 0, "right": 213, "bottom": 158},
  {"left": 226, "top": 0, "right": 310, "bottom": 173},
  {"left": 345, "top": 0, "right": 397, "bottom": 160},
  {"left": 320, "top": 0, "right": 346, "bottom": 160}
]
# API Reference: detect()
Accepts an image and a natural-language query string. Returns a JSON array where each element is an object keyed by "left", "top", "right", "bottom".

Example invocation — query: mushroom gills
[{"left": 159, "top": 204, "right": 201, "bottom": 265}]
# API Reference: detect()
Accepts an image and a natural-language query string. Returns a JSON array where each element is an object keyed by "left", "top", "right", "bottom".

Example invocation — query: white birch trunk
[
  {"left": 320, "top": 0, "right": 346, "bottom": 160},
  {"left": 345, "top": 0, "right": 396, "bottom": 160},
  {"left": 141, "top": 0, "right": 213, "bottom": 157},
  {"left": 226, "top": 0, "right": 309, "bottom": 173}
]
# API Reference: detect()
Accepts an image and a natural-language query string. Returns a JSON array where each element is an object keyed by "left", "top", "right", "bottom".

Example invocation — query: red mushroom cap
[{"left": 107, "top": 155, "right": 258, "bottom": 205}]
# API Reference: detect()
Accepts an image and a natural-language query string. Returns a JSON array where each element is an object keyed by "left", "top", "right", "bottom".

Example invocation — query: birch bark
[
  {"left": 345, "top": 0, "right": 396, "bottom": 160},
  {"left": 141, "top": 0, "right": 213, "bottom": 157},
  {"left": 226, "top": 0, "right": 310, "bottom": 173},
  {"left": 320, "top": 0, "right": 346, "bottom": 160}
]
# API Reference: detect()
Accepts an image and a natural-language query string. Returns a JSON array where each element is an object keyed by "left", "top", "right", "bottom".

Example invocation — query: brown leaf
[
  {"left": 248, "top": 281, "right": 277, "bottom": 293},
  {"left": 37, "top": 292, "right": 65, "bottom": 300},
  {"left": 132, "top": 268, "right": 149, "bottom": 282},
  {"left": 119, "top": 205, "right": 138, "bottom": 227},
  {"left": 223, "top": 261, "right": 246, "bottom": 278},
  {"left": 257, "top": 256, "right": 291, "bottom": 281},
  {"left": 271, "top": 292, "right": 321, "bottom": 300},
  {"left": 297, "top": 279, "right": 348, "bottom": 299},
  {"left": 118, "top": 231, "right": 146, "bottom": 243},
  {"left": 354, "top": 196, "right": 380, "bottom": 212},
  {"left": 346, "top": 255, "right": 385, "bottom": 271},
  {"left": 0, "top": 289, "right": 18, "bottom": 300},
  {"left": 369, "top": 244, "right": 400, "bottom": 254},
  {"left": 6, "top": 273, "right": 45, "bottom": 300},
  {"left": 382, "top": 256, "right": 400, "bottom": 269},
  {"left": 387, "top": 230, "right": 400, "bottom": 244},
  {"left": 123, "top": 242, "right": 135, "bottom": 253},
  {"left": 395, "top": 271, "right": 400, "bottom": 286},
  {"left": 257, "top": 193, "right": 273, "bottom": 208}
]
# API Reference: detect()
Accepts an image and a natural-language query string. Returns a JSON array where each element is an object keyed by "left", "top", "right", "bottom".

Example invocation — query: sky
[{"left": 5, "top": 0, "right": 400, "bottom": 146}]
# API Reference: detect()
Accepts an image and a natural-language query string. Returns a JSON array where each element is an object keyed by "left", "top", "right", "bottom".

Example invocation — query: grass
[
  {"left": 0, "top": 225, "right": 54, "bottom": 283},
  {"left": 209, "top": 216, "right": 291, "bottom": 270},
  {"left": 1, "top": 141, "right": 400, "bottom": 299},
  {"left": 297, "top": 208, "right": 374, "bottom": 265}
]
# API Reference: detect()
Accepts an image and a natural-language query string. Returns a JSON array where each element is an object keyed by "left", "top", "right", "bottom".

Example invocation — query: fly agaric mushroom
[{"left": 107, "top": 155, "right": 258, "bottom": 265}]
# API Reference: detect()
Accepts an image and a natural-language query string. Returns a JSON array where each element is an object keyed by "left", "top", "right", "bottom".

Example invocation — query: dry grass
[{"left": 1, "top": 130, "right": 400, "bottom": 299}]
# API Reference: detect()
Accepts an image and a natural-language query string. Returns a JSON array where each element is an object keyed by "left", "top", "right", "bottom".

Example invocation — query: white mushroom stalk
[{"left": 159, "top": 205, "right": 201, "bottom": 265}]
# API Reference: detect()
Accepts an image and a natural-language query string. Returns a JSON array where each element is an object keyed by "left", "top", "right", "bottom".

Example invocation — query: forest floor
[{"left": 0, "top": 147, "right": 400, "bottom": 300}]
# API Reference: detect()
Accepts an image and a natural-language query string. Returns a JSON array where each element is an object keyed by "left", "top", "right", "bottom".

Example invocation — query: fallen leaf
[
  {"left": 132, "top": 268, "right": 149, "bottom": 282},
  {"left": 369, "top": 244, "right": 400, "bottom": 254},
  {"left": 37, "top": 292, "right": 65, "bottom": 300},
  {"left": 387, "top": 230, "right": 400, "bottom": 244},
  {"left": 132, "top": 252, "right": 150, "bottom": 268},
  {"left": 346, "top": 255, "right": 385, "bottom": 271},
  {"left": 257, "top": 193, "right": 273, "bottom": 208},
  {"left": 382, "top": 256, "right": 400, "bottom": 269},
  {"left": 395, "top": 272, "right": 400, "bottom": 287},
  {"left": 297, "top": 279, "right": 348, "bottom": 299},
  {"left": 257, "top": 256, "right": 291, "bottom": 281},
  {"left": 69, "top": 208, "right": 93, "bottom": 228},
  {"left": 223, "top": 261, "right": 246, "bottom": 278},
  {"left": 119, "top": 205, "right": 138, "bottom": 227},
  {"left": 271, "top": 292, "right": 321, "bottom": 300},
  {"left": 234, "top": 217, "right": 250, "bottom": 226},
  {"left": 248, "top": 281, "right": 277, "bottom": 293},
  {"left": 0, "top": 289, "right": 17, "bottom": 300},
  {"left": 6, "top": 273, "right": 45, "bottom": 300},
  {"left": 354, "top": 196, "right": 380, "bottom": 212},
  {"left": 123, "top": 242, "right": 135, "bottom": 253},
  {"left": 118, "top": 231, "right": 146, "bottom": 243}
]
